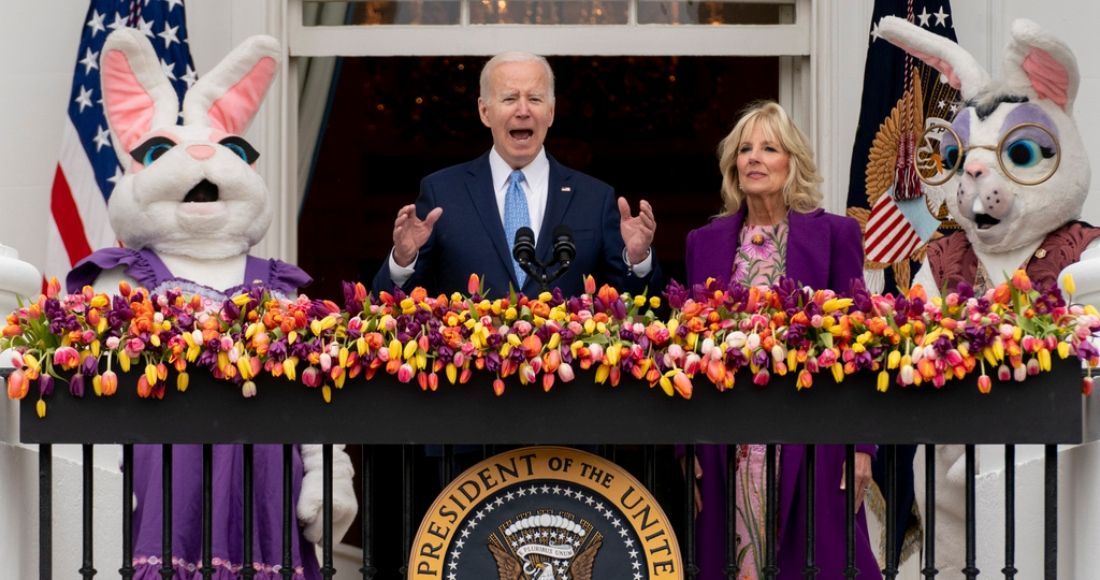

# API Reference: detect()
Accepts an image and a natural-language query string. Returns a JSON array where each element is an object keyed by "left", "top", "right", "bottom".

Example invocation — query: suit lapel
[
  {"left": 465, "top": 153, "right": 518, "bottom": 286},
  {"left": 536, "top": 156, "right": 576, "bottom": 265}
]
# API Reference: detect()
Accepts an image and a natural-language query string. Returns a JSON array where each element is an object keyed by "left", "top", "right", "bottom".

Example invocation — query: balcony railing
[{"left": 16, "top": 358, "right": 1099, "bottom": 579}]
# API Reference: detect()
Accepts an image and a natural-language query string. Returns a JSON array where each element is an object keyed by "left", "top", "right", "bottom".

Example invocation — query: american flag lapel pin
[{"left": 561, "top": 187, "right": 571, "bottom": 192}]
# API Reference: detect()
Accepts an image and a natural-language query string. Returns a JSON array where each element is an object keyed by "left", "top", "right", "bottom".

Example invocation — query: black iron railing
[{"left": 17, "top": 359, "right": 1100, "bottom": 579}]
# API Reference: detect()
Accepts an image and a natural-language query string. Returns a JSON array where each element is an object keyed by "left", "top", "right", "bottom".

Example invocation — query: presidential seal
[{"left": 410, "top": 446, "right": 681, "bottom": 580}]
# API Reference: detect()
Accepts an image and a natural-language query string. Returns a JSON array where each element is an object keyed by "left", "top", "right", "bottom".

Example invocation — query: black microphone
[
  {"left": 551, "top": 224, "right": 576, "bottom": 267},
  {"left": 512, "top": 226, "right": 536, "bottom": 266}
]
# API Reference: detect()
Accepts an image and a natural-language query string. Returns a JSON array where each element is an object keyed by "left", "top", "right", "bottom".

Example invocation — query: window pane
[
  {"left": 637, "top": 1, "right": 793, "bottom": 25},
  {"left": 468, "top": 0, "right": 629, "bottom": 25},
  {"left": 304, "top": 1, "right": 463, "bottom": 26}
]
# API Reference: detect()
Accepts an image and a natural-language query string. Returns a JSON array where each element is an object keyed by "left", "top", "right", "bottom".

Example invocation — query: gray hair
[{"left": 479, "top": 51, "right": 556, "bottom": 104}]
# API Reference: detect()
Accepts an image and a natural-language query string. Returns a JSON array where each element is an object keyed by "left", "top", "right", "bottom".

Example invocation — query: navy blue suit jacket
[{"left": 372, "top": 152, "right": 661, "bottom": 299}]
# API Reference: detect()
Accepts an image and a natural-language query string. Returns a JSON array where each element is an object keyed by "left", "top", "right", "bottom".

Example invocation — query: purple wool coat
[{"left": 685, "top": 206, "right": 881, "bottom": 580}]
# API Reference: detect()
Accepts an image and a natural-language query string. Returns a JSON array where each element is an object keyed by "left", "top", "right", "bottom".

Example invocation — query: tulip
[
  {"left": 38, "top": 374, "right": 54, "bottom": 397},
  {"left": 396, "top": 363, "right": 414, "bottom": 384},
  {"left": 137, "top": 375, "right": 152, "bottom": 398},
  {"left": 1011, "top": 270, "right": 1032, "bottom": 292},
  {"left": 417, "top": 372, "right": 429, "bottom": 390},
  {"left": 493, "top": 378, "right": 505, "bottom": 396},
  {"left": 69, "top": 375, "right": 85, "bottom": 397},
  {"left": 997, "top": 364, "right": 1011, "bottom": 382},
  {"left": 830, "top": 363, "right": 844, "bottom": 383},
  {"left": 557, "top": 363, "right": 575, "bottom": 383},
  {"left": 1063, "top": 273, "right": 1076, "bottom": 295},
  {"left": 1014, "top": 364, "right": 1027, "bottom": 382},
  {"left": 101, "top": 370, "right": 118, "bottom": 396},
  {"left": 242, "top": 381, "right": 257, "bottom": 398},
  {"left": 428, "top": 372, "right": 439, "bottom": 392},
  {"left": 542, "top": 373, "right": 555, "bottom": 392},
  {"left": 302, "top": 366, "right": 323, "bottom": 388},
  {"left": 672, "top": 372, "right": 693, "bottom": 399},
  {"left": 977, "top": 375, "right": 992, "bottom": 394},
  {"left": 877, "top": 370, "right": 889, "bottom": 393},
  {"left": 752, "top": 369, "right": 770, "bottom": 386},
  {"left": 1084, "top": 376, "right": 1094, "bottom": 396},
  {"left": 7, "top": 369, "right": 27, "bottom": 400},
  {"left": 177, "top": 372, "right": 189, "bottom": 392},
  {"left": 36, "top": 399, "right": 46, "bottom": 418},
  {"left": 1026, "top": 358, "right": 1041, "bottom": 376},
  {"left": 797, "top": 370, "right": 813, "bottom": 390},
  {"left": 53, "top": 346, "right": 80, "bottom": 371}
]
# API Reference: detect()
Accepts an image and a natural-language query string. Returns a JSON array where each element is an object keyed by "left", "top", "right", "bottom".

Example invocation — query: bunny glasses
[{"left": 916, "top": 120, "right": 1061, "bottom": 187}]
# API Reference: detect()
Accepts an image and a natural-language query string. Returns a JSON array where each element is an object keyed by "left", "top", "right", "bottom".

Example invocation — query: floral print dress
[{"left": 731, "top": 221, "right": 788, "bottom": 579}]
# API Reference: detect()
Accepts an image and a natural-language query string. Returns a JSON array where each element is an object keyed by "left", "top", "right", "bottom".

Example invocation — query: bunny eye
[
  {"left": 130, "top": 137, "right": 177, "bottom": 166},
  {"left": 219, "top": 136, "right": 260, "bottom": 164}
]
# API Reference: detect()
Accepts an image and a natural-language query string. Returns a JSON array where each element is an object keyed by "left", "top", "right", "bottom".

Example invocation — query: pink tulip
[
  {"left": 302, "top": 366, "right": 323, "bottom": 387},
  {"left": 557, "top": 363, "right": 575, "bottom": 383}
]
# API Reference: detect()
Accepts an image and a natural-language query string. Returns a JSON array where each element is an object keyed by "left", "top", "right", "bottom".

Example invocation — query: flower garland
[{"left": 3, "top": 271, "right": 1098, "bottom": 418}]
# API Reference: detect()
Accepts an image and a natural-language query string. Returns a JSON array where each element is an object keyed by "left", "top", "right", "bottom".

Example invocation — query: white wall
[{"left": 4, "top": 0, "right": 1100, "bottom": 578}]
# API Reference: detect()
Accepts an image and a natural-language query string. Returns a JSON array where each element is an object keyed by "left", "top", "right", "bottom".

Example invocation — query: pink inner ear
[
  {"left": 102, "top": 51, "right": 157, "bottom": 154},
  {"left": 1023, "top": 46, "right": 1070, "bottom": 109},
  {"left": 206, "top": 57, "right": 277, "bottom": 135},
  {"left": 894, "top": 42, "right": 962, "bottom": 90}
]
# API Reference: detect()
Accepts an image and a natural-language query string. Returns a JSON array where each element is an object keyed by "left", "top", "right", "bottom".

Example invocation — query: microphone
[
  {"left": 512, "top": 226, "right": 536, "bottom": 266},
  {"left": 551, "top": 224, "right": 576, "bottom": 267}
]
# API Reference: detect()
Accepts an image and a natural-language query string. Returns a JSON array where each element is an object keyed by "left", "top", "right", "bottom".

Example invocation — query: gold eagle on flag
[{"left": 847, "top": 66, "right": 961, "bottom": 291}]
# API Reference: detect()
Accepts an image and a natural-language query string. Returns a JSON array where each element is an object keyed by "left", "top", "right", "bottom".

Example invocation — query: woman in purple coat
[{"left": 684, "top": 101, "right": 879, "bottom": 579}]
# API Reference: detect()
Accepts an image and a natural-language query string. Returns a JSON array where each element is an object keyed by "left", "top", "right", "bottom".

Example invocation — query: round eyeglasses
[{"left": 915, "top": 121, "right": 1061, "bottom": 187}]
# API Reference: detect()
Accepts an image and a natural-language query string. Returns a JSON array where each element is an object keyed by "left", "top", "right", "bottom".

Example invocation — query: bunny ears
[
  {"left": 99, "top": 28, "right": 280, "bottom": 162},
  {"left": 877, "top": 16, "right": 1080, "bottom": 114}
]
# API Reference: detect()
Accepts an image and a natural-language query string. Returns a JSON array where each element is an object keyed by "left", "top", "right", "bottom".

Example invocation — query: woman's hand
[
  {"left": 679, "top": 454, "right": 704, "bottom": 516},
  {"left": 839, "top": 451, "right": 873, "bottom": 512}
]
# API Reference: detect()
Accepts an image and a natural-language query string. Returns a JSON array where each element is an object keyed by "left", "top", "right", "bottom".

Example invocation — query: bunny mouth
[
  {"left": 974, "top": 213, "right": 1001, "bottom": 230},
  {"left": 183, "top": 179, "right": 219, "bottom": 203}
]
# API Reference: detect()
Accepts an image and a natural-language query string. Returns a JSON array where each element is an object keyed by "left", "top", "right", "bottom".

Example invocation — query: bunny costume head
[
  {"left": 878, "top": 17, "right": 1089, "bottom": 256},
  {"left": 100, "top": 28, "right": 278, "bottom": 260}
]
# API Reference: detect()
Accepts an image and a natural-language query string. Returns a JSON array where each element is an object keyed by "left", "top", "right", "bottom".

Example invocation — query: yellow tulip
[
  {"left": 878, "top": 370, "right": 889, "bottom": 392},
  {"left": 177, "top": 372, "right": 189, "bottom": 392},
  {"left": 1064, "top": 273, "right": 1076, "bottom": 295},
  {"left": 322, "top": 385, "right": 332, "bottom": 403}
]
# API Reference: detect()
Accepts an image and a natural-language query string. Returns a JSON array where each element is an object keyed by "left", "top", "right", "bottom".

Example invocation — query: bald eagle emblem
[{"left": 487, "top": 511, "right": 602, "bottom": 580}]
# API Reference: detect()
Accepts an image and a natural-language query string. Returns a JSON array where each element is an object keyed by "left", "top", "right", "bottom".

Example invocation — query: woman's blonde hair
[{"left": 716, "top": 100, "right": 823, "bottom": 216}]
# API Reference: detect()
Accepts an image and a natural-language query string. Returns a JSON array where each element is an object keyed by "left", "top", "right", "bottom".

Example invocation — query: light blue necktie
[{"left": 503, "top": 169, "right": 531, "bottom": 288}]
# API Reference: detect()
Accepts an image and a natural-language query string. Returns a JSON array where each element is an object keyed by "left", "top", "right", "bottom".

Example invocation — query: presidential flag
[
  {"left": 46, "top": 0, "right": 195, "bottom": 286},
  {"left": 845, "top": 0, "right": 961, "bottom": 294}
]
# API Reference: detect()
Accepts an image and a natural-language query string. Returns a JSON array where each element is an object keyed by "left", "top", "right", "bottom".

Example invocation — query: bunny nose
[
  {"left": 964, "top": 160, "right": 987, "bottom": 179},
  {"left": 187, "top": 145, "right": 216, "bottom": 160}
]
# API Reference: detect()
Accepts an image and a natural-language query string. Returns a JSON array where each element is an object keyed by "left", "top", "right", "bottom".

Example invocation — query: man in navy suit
[{"left": 372, "top": 51, "right": 660, "bottom": 299}]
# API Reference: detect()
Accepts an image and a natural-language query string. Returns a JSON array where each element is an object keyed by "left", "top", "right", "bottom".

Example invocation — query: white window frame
[{"left": 256, "top": 0, "right": 850, "bottom": 263}]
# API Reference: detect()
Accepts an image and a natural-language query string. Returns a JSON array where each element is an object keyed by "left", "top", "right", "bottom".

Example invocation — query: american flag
[
  {"left": 845, "top": 0, "right": 960, "bottom": 293},
  {"left": 46, "top": 0, "right": 195, "bottom": 287}
]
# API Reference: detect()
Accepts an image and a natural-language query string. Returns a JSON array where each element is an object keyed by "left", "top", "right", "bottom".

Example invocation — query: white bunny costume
[
  {"left": 64, "top": 29, "right": 357, "bottom": 579},
  {"left": 878, "top": 17, "right": 1099, "bottom": 576}
]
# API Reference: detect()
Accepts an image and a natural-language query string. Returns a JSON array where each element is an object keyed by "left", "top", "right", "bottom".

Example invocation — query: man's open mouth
[{"left": 510, "top": 129, "right": 534, "bottom": 141}]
